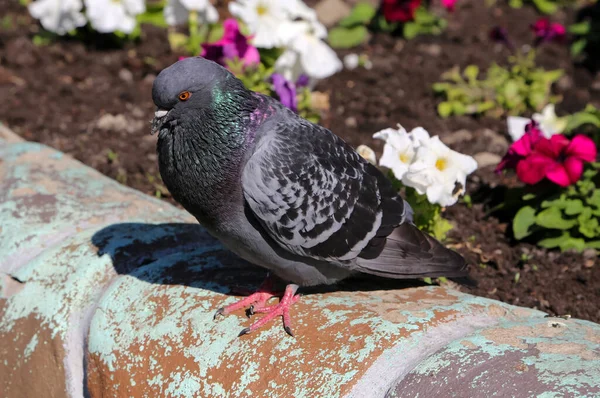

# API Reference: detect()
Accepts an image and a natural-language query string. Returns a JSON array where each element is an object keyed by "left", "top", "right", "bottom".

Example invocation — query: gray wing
[{"left": 242, "top": 117, "right": 466, "bottom": 277}]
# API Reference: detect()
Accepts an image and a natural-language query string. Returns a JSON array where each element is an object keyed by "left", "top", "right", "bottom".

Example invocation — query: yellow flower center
[
  {"left": 399, "top": 153, "right": 410, "bottom": 164},
  {"left": 256, "top": 4, "right": 268, "bottom": 15},
  {"left": 435, "top": 158, "right": 447, "bottom": 171}
]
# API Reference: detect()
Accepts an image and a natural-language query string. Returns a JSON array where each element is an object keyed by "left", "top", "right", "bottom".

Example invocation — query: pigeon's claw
[
  {"left": 214, "top": 277, "right": 301, "bottom": 336},
  {"left": 238, "top": 284, "right": 300, "bottom": 337},
  {"left": 216, "top": 290, "right": 276, "bottom": 318},
  {"left": 213, "top": 307, "right": 224, "bottom": 320}
]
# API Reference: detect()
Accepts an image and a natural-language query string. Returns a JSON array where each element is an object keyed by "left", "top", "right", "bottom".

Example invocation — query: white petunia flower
[
  {"left": 276, "top": 20, "right": 342, "bottom": 80},
  {"left": 164, "top": 0, "right": 219, "bottom": 26},
  {"left": 507, "top": 104, "right": 567, "bottom": 141},
  {"left": 506, "top": 116, "right": 531, "bottom": 142},
  {"left": 28, "top": 0, "right": 86, "bottom": 35},
  {"left": 373, "top": 127, "right": 416, "bottom": 180},
  {"left": 229, "top": 0, "right": 288, "bottom": 48},
  {"left": 85, "top": 0, "right": 145, "bottom": 34},
  {"left": 374, "top": 124, "right": 477, "bottom": 206},
  {"left": 284, "top": 0, "right": 318, "bottom": 21},
  {"left": 532, "top": 104, "right": 567, "bottom": 138},
  {"left": 407, "top": 126, "right": 431, "bottom": 148},
  {"left": 274, "top": 50, "right": 305, "bottom": 83},
  {"left": 403, "top": 136, "right": 478, "bottom": 206}
]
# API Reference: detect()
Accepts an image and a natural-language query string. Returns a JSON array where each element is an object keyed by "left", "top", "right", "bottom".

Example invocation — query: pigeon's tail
[{"left": 354, "top": 223, "right": 467, "bottom": 279}]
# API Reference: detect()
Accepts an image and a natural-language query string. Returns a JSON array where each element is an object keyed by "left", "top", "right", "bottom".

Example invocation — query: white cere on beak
[{"left": 155, "top": 109, "right": 168, "bottom": 118}]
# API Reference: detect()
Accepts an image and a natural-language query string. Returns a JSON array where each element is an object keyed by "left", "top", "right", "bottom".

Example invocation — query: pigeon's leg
[
  {"left": 238, "top": 284, "right": 301, "bottom": 337},
  {"left": 213, "top": 276, "right": 277, "bottom": 319}
]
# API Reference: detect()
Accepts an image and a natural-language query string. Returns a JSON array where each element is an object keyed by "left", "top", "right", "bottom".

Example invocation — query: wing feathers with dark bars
[
  {"left": 242, "top": 117, "right": 466, "bottom": 277},
  {"left": 355, "top": 223, "right": 467, "bottom": 278}
]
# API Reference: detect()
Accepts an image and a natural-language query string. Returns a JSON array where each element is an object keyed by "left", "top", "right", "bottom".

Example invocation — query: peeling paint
[{"left": 23, "top": 333, "right": 38, "bottom": 359}]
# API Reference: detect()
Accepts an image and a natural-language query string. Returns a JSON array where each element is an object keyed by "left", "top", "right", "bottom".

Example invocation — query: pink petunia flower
[
  {"left": 518, "top": 134, "right": 597, "bottom": 187},
  {"left": 531, "top": 18, "right": 566, "bottom": 45},
  {"left": 441, "top": 0, "right": 457, "bottom": 12},
  {"left": 201, "top": 18, "right": 260, "bottom": 68},
  {"left": 497, "top": 120, "right": 597, "bottom": 187},
  {"left": 496, "top": 121, "right": 543, "bottom": 173}
]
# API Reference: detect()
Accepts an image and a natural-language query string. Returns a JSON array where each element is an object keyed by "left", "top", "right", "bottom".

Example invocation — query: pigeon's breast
[{"left": 157, "top": 127, "right": 247, "bottom": 229}]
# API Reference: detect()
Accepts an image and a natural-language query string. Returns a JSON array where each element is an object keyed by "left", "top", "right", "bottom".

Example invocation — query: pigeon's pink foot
[
  {"left": 240, "top": 284, "right": 300, "bottom": 336},
  {"left": 214, "top": 280, "right": 301, "bottom": 337}
]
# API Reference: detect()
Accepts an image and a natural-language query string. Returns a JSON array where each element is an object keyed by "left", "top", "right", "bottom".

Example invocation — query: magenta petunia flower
[
  {"left": 441, "top": 0, "right": 457, "bottom": 12},
  {"left": 498, "top": 120, "right": 597, "bottom": 187},
  {"left": 496, "top": 121, "right": 543, "bottom": 173},
  {"left": 531, "top": 18, "right": 566, "bottom": 46},
  {"left": 201, "top": 18, "right": 260, "bottom": 68},
  {"left": 517, "top": 134, "right": 597, "bottom": 187},
  {"left": 382, "top": 0, "right": 421, "bottom": 23}
]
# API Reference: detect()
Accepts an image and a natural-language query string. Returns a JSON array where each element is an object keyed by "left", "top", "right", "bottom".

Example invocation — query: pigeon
[{"left": 151, "top": 57, "right": 467, "bottom": 336}]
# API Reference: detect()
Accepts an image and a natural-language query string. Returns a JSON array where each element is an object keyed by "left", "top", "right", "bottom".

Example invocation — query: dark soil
[{"left": 1, "top": 0, "right": 598, "bottom": 322}]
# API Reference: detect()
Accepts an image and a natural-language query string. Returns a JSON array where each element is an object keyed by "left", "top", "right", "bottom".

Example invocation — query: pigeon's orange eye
[{"left": 178, "top": 91, "right": 191, "bottom": 101}]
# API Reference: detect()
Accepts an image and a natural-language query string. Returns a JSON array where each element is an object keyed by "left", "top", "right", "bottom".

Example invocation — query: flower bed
[{"left": 1, "top": 0, "right": 599, "bottom": 322}]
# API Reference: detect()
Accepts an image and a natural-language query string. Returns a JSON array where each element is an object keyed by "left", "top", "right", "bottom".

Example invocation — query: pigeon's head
[{"left": 150, "top": 57, "right": 235, "bottom": 135}]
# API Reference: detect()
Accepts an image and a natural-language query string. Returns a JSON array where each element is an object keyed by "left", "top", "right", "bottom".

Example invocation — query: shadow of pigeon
[{"left": 91, "top": 222, "right": 433, "bottom": 297}]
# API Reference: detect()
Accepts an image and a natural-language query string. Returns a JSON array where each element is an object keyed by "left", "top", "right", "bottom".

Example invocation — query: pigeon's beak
[{"left": 150, "top": 108, "right": 169, "bottom": 135}]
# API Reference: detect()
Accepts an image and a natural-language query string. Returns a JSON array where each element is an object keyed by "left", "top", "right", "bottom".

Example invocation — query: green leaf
[
  {"left": 560, "top": 237, "right": 586, "bottom": 252},
  {"left": 504, "top": 80, "right": 520, "bottom": 100},
  {"left": 452, "top": 101, "right": 467, "bottom": 116},
  {"left": 539, "top": 232, "right": 586, "bottom": 252},
  {"left": 403, "top": 22, "right": 420, "bottom": 40},
  {"left": 587, "top": 189, "right": 600, "bottom": 208},
  {"left": 586, "top": 241, "right": 600, "bottom": 249},
  {"left": 257, "top": 47, "right": 283, "bottom": 68},
  {"left": 568, "top": 21, "right": 591, "bottom": 36},
  {"left": 432, "top": 216, "right": 453, "bottom": 241},
  {"left": 532, "top": 0, "right": 557, "bottom": 14},
  {"left": 579, "top": 217, "right": 599, "bottom": 239},
  {"left": 535, "top": 207, "right": 577, "bottom": 230},
  {"left": 565, "top": 110, "right": 600, "bottom": 132},
  {"left": 542, "top": 69, "right": 564, "bottom": 83},
  {"left": 542, "top": 197, "right": 565, "bottom": 209},
  {"left": 578, "top": 207, "right": 593, "bottom": 222},
  {"left": 477, "top": 101, "right": 496, "bottom": 114},
  {"left": 168, "top": 32, "right": 188, "bottom": 51},
  {"left": 538, "top": 233, "right": 564, "bottom": 249},
  {"left": 578, "top": 179, "right": 595, "bottom": 196},
  {"left": 328, "top": 26, "right": 369, "bottom": 49},
  {"left": 136, "top": 8, "right": 168, "bottom": 28},
  {"left": 564, "top": 199, "right": 584, "bottom": 215},
  {"left": 571, "top": 39, "right": 587, "bottom": 56},
  {"left": 413, "top": 6, "right": 436, "bottom": 24},
  {"left": 339, "top": 2, "right": 376, "bottom": 28},
  {"left": 437, "top": 101, "right": 454, "bottom": 118},
  {"left": 207, "top": 24, "right": 224, "bottom": 43},
  {"left": 432, "top": 83, "right": 451, "bottom": 93},
  {"left": 374, "top": 15, "right": 398, "bottom": 32},
  {"left": 513, "top": 206, "right": 537, "bottom": 239},
  {"left": 32, "top": 34, "right": 52, "bottom": 46},
  {"left": 464, "top": 65, "right": 479, "bottom": 83}
]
